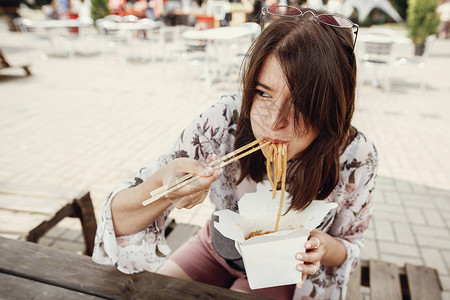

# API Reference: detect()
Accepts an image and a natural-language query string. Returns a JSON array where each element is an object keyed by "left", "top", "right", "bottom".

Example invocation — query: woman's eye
[{"left": 255, "top": 89, "right": 271, "bottom": 99}]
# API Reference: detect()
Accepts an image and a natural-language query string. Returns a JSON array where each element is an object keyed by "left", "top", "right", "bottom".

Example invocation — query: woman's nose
[
  {"left": 264, "top": 107, "right": 289, "bottom": 131},
  {"left": 264, "top": 107, "right": 278, "bottom": 128}
]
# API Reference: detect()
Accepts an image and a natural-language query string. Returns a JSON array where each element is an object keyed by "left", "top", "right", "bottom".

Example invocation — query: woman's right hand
[{"left": 155, "top": 157, "right": 219, "bottom": 209}]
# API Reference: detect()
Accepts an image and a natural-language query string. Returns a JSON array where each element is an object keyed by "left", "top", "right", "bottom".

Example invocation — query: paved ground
[{"left": 1, "top": 20, "right": 450, "bottom": 298}]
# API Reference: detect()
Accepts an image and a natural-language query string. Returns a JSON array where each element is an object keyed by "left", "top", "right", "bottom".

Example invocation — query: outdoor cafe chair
[
  {"left": 358, "top": 38, "right": 394, "bottom": 93},
  {"left": 229, "top": 22, "right": 261, "bottom": 73},
  {"left": 123, "top": 15, "right": 139, "bottom": 23},
  {"left": 393, "top": 35, "right": 437, "bottom": 91},
  {"left": 13, "top": 17, "right": 73, "bottom": 59},
  {"left": 205, "top": 0, "right": 232, "bottom": 27},
  {"left": 96, "top": 18, "right": 128, "bottom": 58},
  {"left": 103, "top": 14, "right": 123, "bottom": 23}
]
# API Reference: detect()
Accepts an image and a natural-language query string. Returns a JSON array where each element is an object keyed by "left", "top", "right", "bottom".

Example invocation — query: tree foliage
[
  {"left": 91, "top": 0, "right": 109, "bottom": 21},
  {"left": 407, "top": 0, "right": 440, "bottom": 45}
]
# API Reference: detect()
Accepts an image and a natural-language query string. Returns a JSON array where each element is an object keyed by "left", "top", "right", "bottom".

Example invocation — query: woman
[{"left": 93, "top": 7, "right": 377, "bottom": 300}]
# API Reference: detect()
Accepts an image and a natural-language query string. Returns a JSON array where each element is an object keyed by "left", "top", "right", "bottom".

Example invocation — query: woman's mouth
[{"left": 262, "top": 137, "right": 289, "bottom": 146}]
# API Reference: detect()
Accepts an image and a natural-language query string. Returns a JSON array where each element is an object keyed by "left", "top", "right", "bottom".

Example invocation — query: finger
[
  {"left": 305, "top": 236, "right": 321, "bottom": 250},
  {"left": 192, "top": 160, "right": 215, "bottom": 177},
  {"left": 205, "top": 153, "right": 218, "bottom": 164},
  {"left": 296, "top": 273, "right": 307, "bottom": 289},
  {"left": 296, "top": 261, "right": 319, "bottom": 276},
  {"left": 307, "top": 263, "right": 318, "bottom": 275},
  {"left": 170, "top": 159, "right": 213, "bottom": 178},
  {"left": 183, "top": 190, "right": 209, "bottom": 209},
  {"left": 172, "top": 189, "right": 207, "bottom": 209},
  {"left": 295, "top": 252, "right": 321, "bottom": 264},
  {"left": 178, "top": 175, "right": 216, "bottom": 196}
]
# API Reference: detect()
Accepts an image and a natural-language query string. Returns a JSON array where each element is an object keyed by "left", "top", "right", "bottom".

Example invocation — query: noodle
[
  {"left": 274, "top": 143, "right": 287, "bottom": 232},
  {"left": 246, "top": 142, "right": 287, "bottom": 240}
]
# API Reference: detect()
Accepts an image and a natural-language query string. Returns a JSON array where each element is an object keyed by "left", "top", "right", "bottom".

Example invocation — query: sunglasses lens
[
  {"left": 317, "top": 14, "right": 353, "bottom": 28},
  {"left": 267, "top": 5, "right": 301, "bottom": 16}
]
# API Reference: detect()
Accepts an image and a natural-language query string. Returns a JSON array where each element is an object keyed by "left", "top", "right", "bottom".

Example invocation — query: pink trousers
[{"left": 169, "top": 220, "right": 296, "bottom": 300}]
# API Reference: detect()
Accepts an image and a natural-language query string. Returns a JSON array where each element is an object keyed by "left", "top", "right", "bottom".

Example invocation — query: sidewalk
[{"left": 1, "top": 21, "right": 449, "bottom": 298}]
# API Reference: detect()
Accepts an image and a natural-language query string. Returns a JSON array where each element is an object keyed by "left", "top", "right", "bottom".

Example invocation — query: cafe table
[
  {"left": 26, "top": 18, "right": 96, "bottom": 57},
  {"left": 28, "top": 19, "right": 94, "bottom": 30},
  {"left": 181, "top": 26, "right": 258, "bottom": 84},
  {"left": 0, "top": 236, "right": 265, "bottom": 299}
]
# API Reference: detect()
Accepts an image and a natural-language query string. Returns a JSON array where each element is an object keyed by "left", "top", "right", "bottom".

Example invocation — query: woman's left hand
[{"left": 295, "top": 229, "right": 327, "bottom": 289}]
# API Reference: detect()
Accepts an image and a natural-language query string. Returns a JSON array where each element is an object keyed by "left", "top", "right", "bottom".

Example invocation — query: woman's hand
[
  {"left": 295, "top": 229, "right": 327, "bottom": 289},
  {"left": 156, "top": 156, "right": 219, "bottom": 209}
]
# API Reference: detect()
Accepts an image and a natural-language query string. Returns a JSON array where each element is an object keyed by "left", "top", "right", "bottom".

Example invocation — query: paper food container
[{"left": 213, "top": 181, "right": 337, "bottom": 289}]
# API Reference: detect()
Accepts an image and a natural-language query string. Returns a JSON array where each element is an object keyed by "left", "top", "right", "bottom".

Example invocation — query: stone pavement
[{"left": 1, "top": 20, "right": 449, "bottom": 298}]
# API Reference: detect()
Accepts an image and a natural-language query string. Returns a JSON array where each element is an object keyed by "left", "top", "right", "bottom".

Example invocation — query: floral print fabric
[{"left": 92, "top": 94, "right": 378, "bottom": 300}]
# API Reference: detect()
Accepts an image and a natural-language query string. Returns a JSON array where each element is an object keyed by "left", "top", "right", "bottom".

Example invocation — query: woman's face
[{"left": 250, "top": 55, "right": 317, "bottom": 160}]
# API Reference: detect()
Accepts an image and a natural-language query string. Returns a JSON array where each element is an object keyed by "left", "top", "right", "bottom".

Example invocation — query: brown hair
[{"left": 235, "top": 13, "right": 357, "bottom": 211}]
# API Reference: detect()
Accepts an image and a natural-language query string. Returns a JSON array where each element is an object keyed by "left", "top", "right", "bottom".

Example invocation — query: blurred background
[{"left": 1, "top": 0, "right": 450, "bottom": 298}]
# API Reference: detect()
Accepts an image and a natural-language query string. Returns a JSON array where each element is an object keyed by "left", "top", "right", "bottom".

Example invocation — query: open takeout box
[{"left": 213, "top": 182, "right": 337, "bottom": 289}]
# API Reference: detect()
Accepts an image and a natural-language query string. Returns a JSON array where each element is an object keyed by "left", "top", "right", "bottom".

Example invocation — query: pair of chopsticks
[{"left": 142, "top": 138, "right": 270, "bottom": 206}]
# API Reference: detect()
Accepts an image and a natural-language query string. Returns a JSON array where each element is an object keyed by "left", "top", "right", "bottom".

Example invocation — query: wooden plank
[
  {"left": 0, "top": 233, "right": 21, "bottom": 240},
  {"left": 405, "top": 264, "right": 442, "bottom": 300},
  {"left": 369, "top": 259, "right": 402, "bottom": 300},
  {"left": 0, "top": 272, "right": 103, "bottom": 300},
  {"left": 0, "top": 210, "right": 48, "bottom": 235},
  {"left": 346, "top": 260, "right": 361, "bottom": 300},
  {"left": 0, "top": 194, "right": 69, "bottom": 215},
  {"left": 360, "top": 260, "right": 370, "bottom": 287},
  {"left": 0, "top": 181, "right": 86, "bottom": 201},
  {"left": 0, "top": 183, "right": 97, "bottom": 255},
  {"left": 26, "top": 203, "right": 75, "bottom": 242},
  {"left": 73, "top": 192, "right": 97, "bottom": 256},
  {"left": 0, "top": 237, "right": 265, "bottom": 300},
  {"left": 166, "top": 223, "right": 200, "bottom": 251}
]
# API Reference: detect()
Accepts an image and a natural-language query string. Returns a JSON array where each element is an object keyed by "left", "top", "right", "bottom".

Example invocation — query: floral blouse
[{"left": 92, "top": 94, "right": 378, "bottom": 300}]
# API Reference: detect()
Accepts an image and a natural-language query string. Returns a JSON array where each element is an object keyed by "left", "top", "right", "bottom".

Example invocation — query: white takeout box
[{"left": 214, "top": 182, "right": 337, "bottom": 289}]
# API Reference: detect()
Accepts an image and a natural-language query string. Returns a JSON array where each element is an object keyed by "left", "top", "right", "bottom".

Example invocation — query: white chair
[
  {"left": 238, "top": 22, "right": 261, "bottom": 41},
  {"left": 12, "top": 17, "right": 33, "bottom": 33},
  {"left": 229, "top": 22, "right": 261, "bottom": 73},
  {"left": 13, "top": 17, "right": 73, "bottom": 59},
  {"left": 129, "top": 18, "right": 163, "bottom": 62},
  {"left": 206, "top": 0, "right": 231, "bottom": 26},
  {"left": 393, "top": 35, "right": 436, "bottom": 90},
  {"left": 96, "top": 18, "right": 127, "bottom": 59},
  {"left": 103, "top": 14, "right": 123, "bottom": 23},
  {"left": 123, "top": 15, "right": 139, "bottom": 23},
  {"left": 180, "top": 29, "right": 220, "bottom": 86},
  {"left": 367, "top": 27, "right": 397, "bottom": 39},
  {"left": 359, "top": 39, "right": 394, "bottom": 92}
]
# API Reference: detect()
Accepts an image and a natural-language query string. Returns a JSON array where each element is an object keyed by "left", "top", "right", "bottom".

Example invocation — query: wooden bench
[
  {"left": 164, "top": 222, "right": 443, "bottom": 300},
  {"left": 0, "top": 49, "right": 31, "bottom": 76},
  {"left": 0, "top": 182, "right": 97, "bottom": 256},
  {"left": 0, "top": 236, "right": 263, "bottom": 300},
  {"left": 347, "top": 259, "right": 442, "bottom": 300}
]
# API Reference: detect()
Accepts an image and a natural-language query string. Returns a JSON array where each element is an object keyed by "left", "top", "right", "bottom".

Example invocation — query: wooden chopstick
[
  {"left": 142, "top": 139, "right": 268, "bottom": 206},
  {"left": 148, "top": 138, "right": 264, "bottom": 198}
]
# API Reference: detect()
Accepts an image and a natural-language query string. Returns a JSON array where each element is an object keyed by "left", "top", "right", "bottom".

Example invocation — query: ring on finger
[
  {"left": 311, "top": 264, "right": 318, "bottom": 275},
  {"left": 311, "top": 237, "right": 320, "bottom": 249}
]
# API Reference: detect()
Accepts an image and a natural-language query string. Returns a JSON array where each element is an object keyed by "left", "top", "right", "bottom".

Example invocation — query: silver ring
[
  {"left": 311, "top": 237, "right": 320, "bottom": 249},
  {"left": 311, "top": 264, "right": 317, "bottom": 275}
]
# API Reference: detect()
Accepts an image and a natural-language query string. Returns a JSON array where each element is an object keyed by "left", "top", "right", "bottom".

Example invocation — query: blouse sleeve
[
  {"left": 294, "top": 133, "right": 378, "bottom": 300},
  {"left": 92, "top": 95, "right": 240, "bottom": 274},
  {"left": 326, "top": 134, "right": 379, "bottom": 298}
]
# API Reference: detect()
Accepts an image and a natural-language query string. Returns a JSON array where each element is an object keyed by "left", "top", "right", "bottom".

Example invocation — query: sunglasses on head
[{"left": 261, "top": 5, "right": 359, "bottom": 51}]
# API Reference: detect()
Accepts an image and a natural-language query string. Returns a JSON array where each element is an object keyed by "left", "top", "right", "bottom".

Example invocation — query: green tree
[
  {"left": 91, "top": 0, "right": 109, "bottom": 22},
  {"left": 407, "top": 0, "right": 440, "bottom": 54}
]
